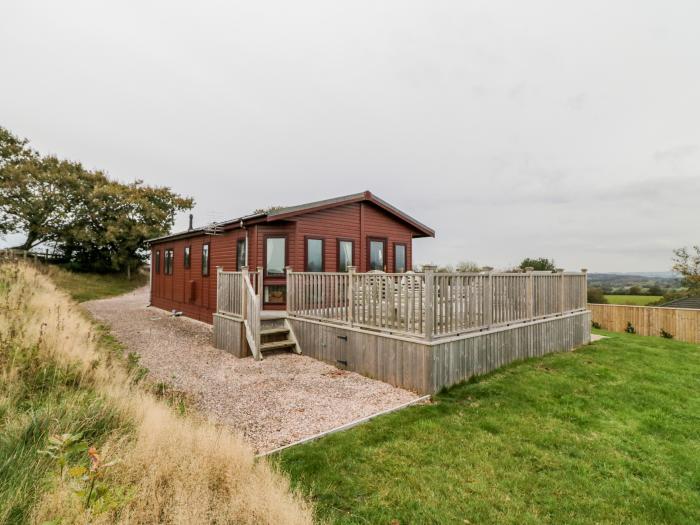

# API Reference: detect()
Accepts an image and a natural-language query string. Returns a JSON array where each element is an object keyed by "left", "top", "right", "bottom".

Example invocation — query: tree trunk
[{"left": 127, "top": 263, "right": 131, "bottom": 280}]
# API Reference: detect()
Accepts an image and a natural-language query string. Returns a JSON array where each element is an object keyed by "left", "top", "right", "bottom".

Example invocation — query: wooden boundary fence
[{"left": 589, "top": 303, "right": 700, "bottom": 344}]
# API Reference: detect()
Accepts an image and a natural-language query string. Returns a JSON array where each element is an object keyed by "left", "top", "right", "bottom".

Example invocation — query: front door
[
  {"left": 263, "top": 235, "right": 288, "bottom": 309},
  {"left": 368, "top": 238, "right": 387, "bottom": 272}
]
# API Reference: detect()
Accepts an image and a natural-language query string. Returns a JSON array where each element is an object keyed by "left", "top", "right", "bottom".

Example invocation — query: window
[
  {"left": 305, "top": 237, "right": 324, "bottom": 272},
  {"left": 155, "top": 250, "right": 160, "bottom": 274},
  {"left": 338, "top": 240, "right": 353, "bottom": 272},
  {"left": 202, "top": 243, "right": 210, "bottom": 276},
  {"left": 369, "top": 239, "right": 385, "bottom": 271},
  {"left": 236, "top": 238, "right": 246, "bottom": 270},
  {"left": 394, "top": 243, "right": 406, "bottom": 273},
  {"left": 264, "top": 284, "right": 286, "bottom": 305},
  {"left": 265, "top": 236, "right": 286, "bottom": 276},
  {"left": 184, "top": 246, "right": 191, "bottom": 269},
  {"left": 164, "top": 249, "right": 174, "bottom": 275}
]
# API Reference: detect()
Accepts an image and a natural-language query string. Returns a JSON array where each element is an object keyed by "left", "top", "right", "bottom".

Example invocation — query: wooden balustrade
[{"left": 286, "top": 269, "right": 588, "bottom": 340}]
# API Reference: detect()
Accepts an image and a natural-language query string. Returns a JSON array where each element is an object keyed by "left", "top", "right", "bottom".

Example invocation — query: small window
[
  {"left": 236, "top": 238, "right": 246, "bottom": 270},
  {"left": 202, "top": 243, "right": 210, "bottom": 276},
  {"left": 164, "top": 249, "right": 174, "bottom": 275},
  {"left": 155, "top": 250, "right": 160, "bottom": 274},
  {"left": 338, "top": 240, "right": 353, "bottom": 272},
  {"left": 369, "top": 240, "right": 385, "bottom": 271},
  {"left": 305, "top": 238, "right": 324, "bottom": 272},
  {"left": 184, "top": 246, "right": 191, "bottom": 269},
  {"left": 264, "top": 285, "right": 286, "bottom": 305},
  {"left": 265, "top": 237, "right": 286, "bottom": 276},
  {"left": 394, "top": 244, "right": 406, "bottom": 273}
]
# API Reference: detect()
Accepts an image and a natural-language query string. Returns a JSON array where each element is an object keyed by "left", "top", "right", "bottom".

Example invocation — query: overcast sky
[{"left": 1, "top": 1, "right": 698, "bottom": 272}]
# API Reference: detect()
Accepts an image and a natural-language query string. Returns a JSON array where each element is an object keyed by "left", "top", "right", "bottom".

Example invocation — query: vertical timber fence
[{"left": 286, "top": 267, "right": 588, "bottom": 341}]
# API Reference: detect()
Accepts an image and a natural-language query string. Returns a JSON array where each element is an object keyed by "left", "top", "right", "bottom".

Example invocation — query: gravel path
[{"left": 84, "top": 287, "right": 419, "bottom": 453}]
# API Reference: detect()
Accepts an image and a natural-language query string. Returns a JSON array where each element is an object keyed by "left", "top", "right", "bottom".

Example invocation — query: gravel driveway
[{"left": 84, "top": 287, "right": 419, "bottom": 452}]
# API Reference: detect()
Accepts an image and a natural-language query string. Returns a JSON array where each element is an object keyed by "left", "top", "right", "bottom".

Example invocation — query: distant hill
[{"left": 587, "top": 272, "right": 682, "bottom": 294}]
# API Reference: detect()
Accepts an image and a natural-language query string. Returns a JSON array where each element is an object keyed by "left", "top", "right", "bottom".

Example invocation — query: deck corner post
[
  {"left": 422, "top": 265, "right": 436, "bottom": 341},
  {"left": 481, "top": 267, "right": 494, "bottom": 328},
  {"left": 347, "top": 266, "right": 356, "bottom": 325},
  {"left": 525, "top": 266, "right": 534, "bottom": 320},
  {"left": 581, "top": 268, "right": 588, "bottom": 309},
  {"left": 286, "top": 266, "right": 294, "bottom": 312},
  {"left": 216, "top": 266, "right": 223, "bottom": 313},
  {"left": 556, "top": 268, "right": 565, "bottom": 313},
  {"left": 241, "top": 266, "right": 249, "bottom": 320},
  {"left": 256, "top": 266, "right": 263, "bottom": 298}
]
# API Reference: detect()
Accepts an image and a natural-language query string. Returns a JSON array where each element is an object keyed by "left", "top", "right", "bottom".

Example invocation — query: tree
[
  {"left": 0, "top": 126, "right": 194, "bottom": 272},
  {"left": 629, "top": 285, "right": 642, "bottom": 295},
  {"left": 519, "top": 257, "right": 556, "bottom": 271},
  {"left": 672, "top": 246, "right": 700, "bottom": 293},
  {"left": 587, "top": 287, "right": 607, "bottom": 304},
  {"left": 647, "top": 284, "right": 664, "bottom": 296},
  {"left": 455, "top": 260, "right": 481, "bottom": 273}
]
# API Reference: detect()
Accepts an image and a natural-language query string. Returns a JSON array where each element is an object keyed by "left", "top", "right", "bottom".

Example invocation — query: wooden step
[
  {"left": 260, "top": 327, "right": 290, "bottom": 337},
  {"left": 260, "top": 339, "right": 296, "bottom": 352}
]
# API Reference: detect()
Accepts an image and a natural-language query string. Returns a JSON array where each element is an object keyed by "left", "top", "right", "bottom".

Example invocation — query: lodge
[
  {"left": 148, "top": 191, "right": 590, "bottom": 394},
  {"left": 148, "top": 191, "right": 435, "bottom": 322}
]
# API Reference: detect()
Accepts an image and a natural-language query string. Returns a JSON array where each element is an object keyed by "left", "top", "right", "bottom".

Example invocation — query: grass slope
[
  {"left": 278, "top": 332, "right": 700, "bottom": 524},
  {"left": 42, "top": 265, "right": 148, "bottom": 302},
  {"left": 0, "top": 263, "right": 312, "bottom": 524},
  {"left": 604, "top": 294, "right": 663, "bottom": 306}
]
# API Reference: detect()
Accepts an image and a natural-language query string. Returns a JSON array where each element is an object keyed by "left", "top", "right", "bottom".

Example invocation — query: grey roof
[
  {"left": 148, "top": 191, "right": 435, "bottom": 244},
  {"left": 660, "top": 297, "right": 700, "bottom": 309}
]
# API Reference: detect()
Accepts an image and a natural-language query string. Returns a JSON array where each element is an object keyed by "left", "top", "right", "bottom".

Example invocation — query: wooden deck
[{"left": 213, "top": 266, "right": 591, "bottom": 393}]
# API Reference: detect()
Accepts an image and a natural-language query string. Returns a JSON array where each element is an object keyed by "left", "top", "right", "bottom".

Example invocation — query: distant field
[{"left": 604, "top": 295, "right": 662, "bottom": 306}]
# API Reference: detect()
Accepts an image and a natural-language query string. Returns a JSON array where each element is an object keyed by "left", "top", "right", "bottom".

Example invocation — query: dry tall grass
[{"left": 0, "top": 263, "right": 313, "bottom": 524}]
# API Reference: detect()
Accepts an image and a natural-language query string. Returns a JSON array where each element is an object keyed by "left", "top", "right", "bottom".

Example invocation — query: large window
[
  {"left": 184, "top": 246, "right": 191, "bottom": 269},
  {"left": 236, "top": 238, "right": 246, "bottom": 270},
  {"left": 154, "top": 250, "right": 160, "bottom": 274},
  {"left": 305, "top": 237, "right": 324, "bottom": 272},
  {"left": 265, "top": 236, "right": 286, "bottom": 276},
  {"left": 338, "top": 240, "right": 353, "bottom": 272},
  {"left": 164, "top": 249, "right": 174, "bottom": 275},
  {"left": 394, "top": 243, "right": 406, "bottom": 273},
  {"left": 202, "top": 243, "right": 210, "bottom": 276},
  {"left": 368, "top": 239, "right": 385, "bottom": 271}
]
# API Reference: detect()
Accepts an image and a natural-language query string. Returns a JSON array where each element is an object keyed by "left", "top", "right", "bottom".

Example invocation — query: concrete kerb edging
[{"left": 257, "top": 394, "right": 432, "bottom": 458}]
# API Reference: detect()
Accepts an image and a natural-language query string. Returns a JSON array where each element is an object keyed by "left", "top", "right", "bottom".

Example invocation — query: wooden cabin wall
[{"left": 150, "top": 200, "right": 421, "bottom": 323}]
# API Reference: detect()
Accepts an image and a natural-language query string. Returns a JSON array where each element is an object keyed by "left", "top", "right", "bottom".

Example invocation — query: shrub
[
  {"left": 587, "top": 287, "right": 607, "bottom": 304},
  {"left": 592, "top": 321, "right": 602, "bottom": 329},
  {"left": 625, "top": 322, "right": 636, "bottom": 334},
  {"left": 660, "top": 329, "right": 674, "bottom": 339}
]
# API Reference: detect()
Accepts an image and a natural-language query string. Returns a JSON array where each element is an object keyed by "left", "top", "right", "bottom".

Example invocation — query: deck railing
[
  {"left": 217, "top": 267, "right": 262, "bottom": 359},
  {"left": 287, "top": 267, "right": 588, "bottom": 340}
]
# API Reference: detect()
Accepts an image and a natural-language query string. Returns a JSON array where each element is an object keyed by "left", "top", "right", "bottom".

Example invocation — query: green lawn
[
  {"left": 278, "top": 332, "right": 700, "bottom": 524},
  {"left": 604, "top": 294, "right": 663, "bottom": 306},
  {"left": 43, "top": 265, "right": 148, "bottom": 302}
]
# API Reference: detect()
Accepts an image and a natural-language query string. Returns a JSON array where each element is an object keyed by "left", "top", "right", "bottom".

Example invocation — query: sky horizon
[{"left": 1, "top": 1, "right": 698, "bottom": 272}]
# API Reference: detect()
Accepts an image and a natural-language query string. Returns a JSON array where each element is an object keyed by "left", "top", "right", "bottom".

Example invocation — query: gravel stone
[{"left": 84, "top": 287, "right": 419, "bottom": 452}]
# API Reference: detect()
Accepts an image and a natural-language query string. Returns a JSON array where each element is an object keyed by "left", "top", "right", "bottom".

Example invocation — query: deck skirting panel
[
  {"left": 288, "top": 311, "right": 591, "bottom": 394},
  {"left": 213, "top": 313, "right": 248, "bottom": 358}
]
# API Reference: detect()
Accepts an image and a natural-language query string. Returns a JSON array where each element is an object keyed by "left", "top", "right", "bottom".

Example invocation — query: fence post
[
  {"left": 423, "top": 265, "right": 436, "bottom": 341},
  {"left": 241, "top": 266, "right": 249, "bottom": 320},
  {"left": 256, "top": 266, "right": 263, "bottom": 298},
  {"left": 216, "top": 266, "right": 223, "bottom": 313},
  {"left": 581, "top": 268, "right": 588, "bottom": 309},
  {"left": 481, "top": 267, "right": 493, "bottom": 328},
  {"left": 347, "top": 266, "right": 356, "bottom": 325},
  {"left": 525, "top": 266, "right": 534, "bottom": 320},
  {"left": 556, "top": 268, "right": 565, "bottom": 313},
  {"left": 286, "top": 266, "right": 293, "bottom": 312}
]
